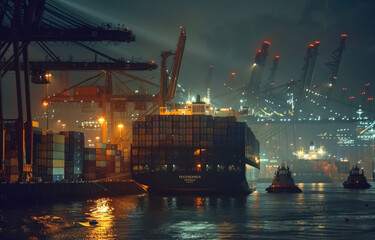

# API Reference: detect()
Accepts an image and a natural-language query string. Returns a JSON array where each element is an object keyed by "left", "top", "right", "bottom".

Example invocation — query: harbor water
[{"left": 1, "top": 183, "right": 375, "bottom": 239}]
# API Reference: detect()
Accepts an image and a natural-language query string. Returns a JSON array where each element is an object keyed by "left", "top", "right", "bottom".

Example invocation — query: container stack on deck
[
  {"left": 106, "top": 144, "right": 117, "bottom": 177},
  {"left": 3, "top": 129, "right": 18, "bottom": 183},
  {"left": 61, "top": 131, "right": 84, "bottom": 181},
  {"left": 131, "top": 115, "right": 258, "bottom": 172},
  {"left": 33, "top": 127, "right": 46, "bottom": 181},
  {"left": 46, "top": 133, "right": 65, "bottom": 181},
  {"left": 95, "top": 143, "right": 107, "bottom": 179},
  {"left": 115, "top": 150, "right": 122, "bottom": 174},
  {"left": 121, "top": 148, "right": 130, "bottom": 175},
  {"left": 1, "top": 124, "right": 131, "bottom": 183},
  {"left": 84, "top": 148, "right": 96, "bottom": 180}
]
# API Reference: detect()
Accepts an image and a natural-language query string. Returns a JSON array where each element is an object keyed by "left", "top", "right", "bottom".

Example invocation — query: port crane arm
[{"left": 165, "top": 28, "right": 186, "bottom": 102}]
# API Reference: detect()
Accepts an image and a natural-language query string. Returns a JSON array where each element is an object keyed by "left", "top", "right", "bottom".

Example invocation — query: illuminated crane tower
[
  {"left": 304, "top": 41, "right": 320, "bottom": 90},
  {"left": 291, "top": 43, "right": 314, "bottom": 118},
  {"left": 248, "top": 41, "right": 270, "bottom": 94},
  {"left": 325, "top": 34, "right": 348, "bottom": 99},
  {"left": 266, "top": 55, "right": 280, "bottom": 92}
]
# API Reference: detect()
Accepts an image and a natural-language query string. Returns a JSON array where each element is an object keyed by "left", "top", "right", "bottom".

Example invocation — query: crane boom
[{"left": 166, "top": 28, "right": 186, "bottom": 101}]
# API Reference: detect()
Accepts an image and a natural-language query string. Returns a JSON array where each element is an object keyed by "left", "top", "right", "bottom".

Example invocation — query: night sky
[{"left": 2, "top": 0, "right": 375, "bottom": 118}]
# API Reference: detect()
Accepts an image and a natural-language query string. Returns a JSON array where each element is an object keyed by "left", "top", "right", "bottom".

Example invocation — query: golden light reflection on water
[
  {"left": 31, "top": 215, "right": 69, "bottom": 235},
  {"left": 194, "top": 197, "right": 205, "bottom": 210},
  {"left": 252, "top": 191, "right": 262, "bottom": 229},
  {"left": 86, "top": 198, "right": 115, "bottom": 240},
  {"left": 296, "top": 192, "right": 305, "bottom": 205}
]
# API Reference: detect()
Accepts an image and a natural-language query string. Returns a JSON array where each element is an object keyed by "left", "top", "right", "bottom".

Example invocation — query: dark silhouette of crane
[{"left": 0, "top": 0, "right": 137, "bottom": 181}]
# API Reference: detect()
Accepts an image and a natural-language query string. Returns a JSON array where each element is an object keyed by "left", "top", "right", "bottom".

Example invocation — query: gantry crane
[
  {"left": 248, "top": 41, "right": 270, "bottom": 94},
  {"left": 159, "top": 27, "right": 186, "bottom": 107},
  {"left": 0, "top": 0, "right": 137, "bottom": 181},
  {"left": 325, "top": 34, "right": 348, "bottom": 99},
  {"left": 265, "top": 55, "right": 280, "bottom": 92},
  {"left": 40, "top": 28, "right": 186, "bottom": 148}
]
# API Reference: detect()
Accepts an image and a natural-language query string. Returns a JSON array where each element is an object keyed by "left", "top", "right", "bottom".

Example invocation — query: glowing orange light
[
  {"left": 341, "top": 34, "right": 348, "bottom": 37},
  {"left": 290, "top": 79, "right": 294, "bottom": 82},
  {"left": 349, "top": 96, "right": 355, "bottom": 99},
  {"left": 117, "top": 123, "right": 124, "bottom": 129},
  {"left": 151, "top": 60, "right": 155, "bottom": 64},
  {"left": 362, "top": 92, "right": 366, "bottom": 95},
  {"left": 197, "top": 164, "right": 201, "bottom": 168},
  {"left": 98, "top": 117, "right": 105, "bottom": 124},
  {"left": 275, "top": 56, "right": 280, "bottom": 59},
  {"left": 42, "top": 101, "right": 49, "bottom": 107},
  {"left": 180, "top": 25, "right": 183, "bottom": 29},
  {"left": 257, "top": 49, "right": 262, "bottom": 54},
  {"left": 263, "top": 41, "right": 270, "bottom": 45},
  {"left": 366, "top": 83, "right": 370, "bottom": 87},
  {"left": 315, "top": 41, "right": 320, "bottom": 44},
  {"left": 231, "top": 72, "right": 236, "bottom": 76},
  {"left": 368, "top": 98, "right": 373, "bottom": 101},
  {"left": 309, "top": 44, "right": 314, "bottom": 47}
]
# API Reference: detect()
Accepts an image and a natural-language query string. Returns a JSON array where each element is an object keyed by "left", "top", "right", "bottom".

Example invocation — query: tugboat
[
  {"left": 343, "top": 165, "right": 371, "bottom": 189},
  {"left": 266, "top": 163, "right": 302, "bottom": 193}
]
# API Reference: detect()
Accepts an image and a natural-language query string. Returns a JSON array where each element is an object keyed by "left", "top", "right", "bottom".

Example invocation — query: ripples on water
[{"left": 1, "top": 183, "right": 375, "bottom": 239}]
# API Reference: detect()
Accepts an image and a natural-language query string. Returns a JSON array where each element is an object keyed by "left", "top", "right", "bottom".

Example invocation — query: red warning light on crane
[
  {"left": 341, "top": 34, "right": 348, "bottom": 37},
  {"left": 263, "top": 41, "right": 271, "bottom": 45},
  {"left": 309, "top": 44, "right": 314, "bottom": 47},
  {"left": 257, "top": 49, "right": 262, "bottom": 54},
  {"left": 362, "top": 92, "right": 366, "bottom": 95},
  {"left": 179, "top": 25, "right": 183, "bottom": 29},
  {"left": 315, "top": 41, "right": 320, "bottom": 44},
  {"left": 342, "top": 88, "right": 347, "bottom": 91},
  {"left": 231, "top": 72, "right": 236, "bottom": 76},
  {"left": 275, "top": 56, "right": 280, "bottom": 59},
  {"left": 366, "top": 83, "right": 370, "bottom": 87},
  {"left": 151, "top": 60, "right": 155, "bottom": 64},
  {"left": 349, "top": 96, "right": 355, "bottom": 99},
  {"left": 368, "top": 98, "right": 373, "bottom": 101},
  {"left": 210, "top": 65, "right": 214, "bottom": 68}
]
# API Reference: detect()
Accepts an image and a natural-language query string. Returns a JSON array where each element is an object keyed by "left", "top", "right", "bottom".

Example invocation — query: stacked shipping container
[
  {"left": 46, "top": 133, "right": 65, "bottom": 181},
  {"left": 2, "top": 126, "right": 130, "bottom": 183},
  {"left": 60, "top": 131, "right": 84, "bottom": 181},
  {"left": 131, "top": 115, "right": 259, "bottom": 173},
  {"left": 96, "top": 145, "right": 106, "bottom": 179},
  {"left": 3, "top": 130, "right": 18, "bottom": 183},
  {"left": 84, "top": 148, "right": 96, "bottom": 180}
]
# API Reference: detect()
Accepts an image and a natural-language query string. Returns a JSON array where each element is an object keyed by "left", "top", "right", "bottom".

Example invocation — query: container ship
[{"left": 130, "top": 95, "right": 260, "bottom": 194}]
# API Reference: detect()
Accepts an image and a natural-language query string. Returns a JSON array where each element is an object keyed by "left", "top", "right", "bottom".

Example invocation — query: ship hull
[
  {"left": 343, "top": 182, "right": 371, "bottom": 189},
  {"left": 266, "top": 185, "right": 302, "bottom": 193},
  {"left": 132, "top": 164, "right": 259, "bottom": 195}
]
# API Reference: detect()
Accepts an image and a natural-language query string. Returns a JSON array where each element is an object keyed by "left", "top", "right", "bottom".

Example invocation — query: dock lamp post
[
  {"left": 118, "top": 123, "right": 124, "bottom": 150},
  {"left": 43, "top": 101, "right": 49, "bottom": 130},
  {"left": 98, "top": 117, "right": 106, "bottom": 143}
]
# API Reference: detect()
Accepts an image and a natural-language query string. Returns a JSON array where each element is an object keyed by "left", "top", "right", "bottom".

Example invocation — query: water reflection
[
  {"left": 194, "top": 197, "right": 205, "bottom": 210},
  {"left": 86, "top": 198, "right": 115, "bottom": 239}
]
